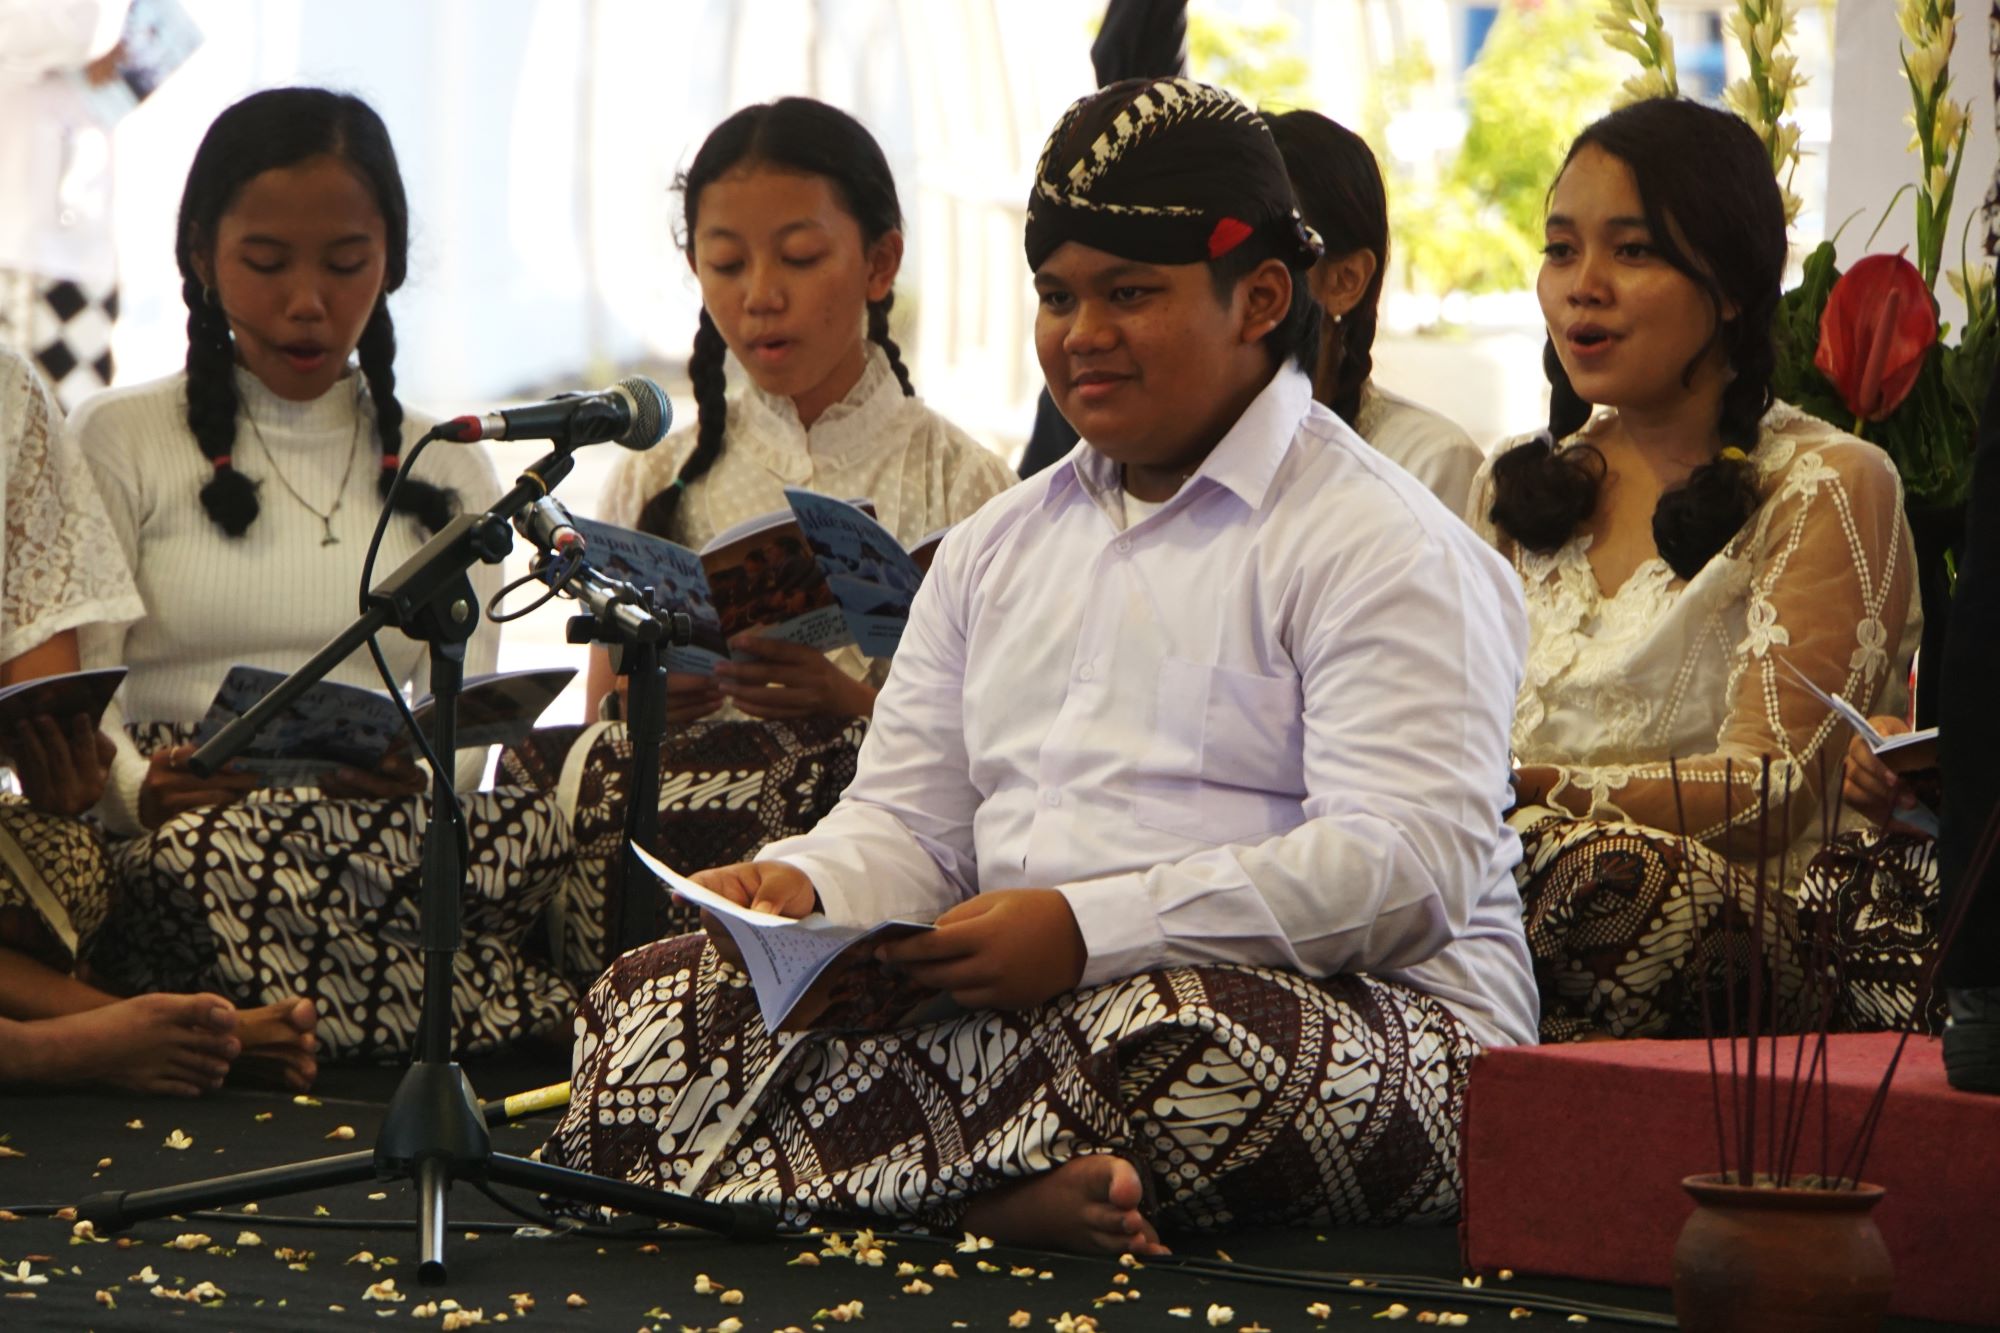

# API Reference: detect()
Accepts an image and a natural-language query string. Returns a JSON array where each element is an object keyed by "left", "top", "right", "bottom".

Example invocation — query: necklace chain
[{"left": 244, "top": 384, "right": 365, "bottom": 546}]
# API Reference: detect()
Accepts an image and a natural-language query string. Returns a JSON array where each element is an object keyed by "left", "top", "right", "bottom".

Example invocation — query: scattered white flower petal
[
  {"left": 0, "top": 1261, "right": 47, "bottom": 1286},
  {"left": 362, "top": 1278, "right": 403, "bottom": 1301},
  {"left": 1206, "top": 1303, "right": 1235, "bottom": 1327},
  {"left": 163, "top": 1130, "right": 194, "bottom": 1150},
  {"left": 326, "top": 1125, "right": 356, "bottom": 1142}
]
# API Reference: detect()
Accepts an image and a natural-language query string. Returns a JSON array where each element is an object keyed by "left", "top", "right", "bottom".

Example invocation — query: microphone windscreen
[{"left": 617, "top": 377, "right": 672, "bottom": 449}]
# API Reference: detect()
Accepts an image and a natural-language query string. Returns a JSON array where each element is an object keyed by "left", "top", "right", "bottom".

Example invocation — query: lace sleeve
[
  {"left": 1538, "top": 435, "right": 1916, "bottom": 850},
  {"left": 1, "top": 356, "right": 142, "bottom": 666}
]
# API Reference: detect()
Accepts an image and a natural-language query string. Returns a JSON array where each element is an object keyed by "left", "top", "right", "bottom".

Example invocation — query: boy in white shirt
[{"left": 540, "top": 78, "right": 1535, "bottom": 1254}]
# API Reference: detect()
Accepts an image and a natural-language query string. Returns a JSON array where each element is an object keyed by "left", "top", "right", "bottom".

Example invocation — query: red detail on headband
[
  {"left": 380, "top": 454, "right": 400, "bottom": 469},
  {"left": 212, "top": 455, "right": 231, "bottom": 469},
  {"left": 1206, "top": 217, "right": 1254, "bottom": 259}
]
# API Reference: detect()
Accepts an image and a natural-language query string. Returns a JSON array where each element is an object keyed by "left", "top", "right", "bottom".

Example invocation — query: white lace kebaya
[
  {"left": 0, "top": 347, "right": 143, "bottom": 667},
  {"left": 1468, "top": 402, "right": 1922, "bottom": 866}
]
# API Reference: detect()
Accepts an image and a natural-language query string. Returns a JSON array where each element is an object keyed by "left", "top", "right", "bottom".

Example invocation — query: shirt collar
[
  {"left": 1046, "top": 363, "right": 1313, "bottom": 514},
  {"left": 734, "top": 342, "right": 908, "bottom": 482}
]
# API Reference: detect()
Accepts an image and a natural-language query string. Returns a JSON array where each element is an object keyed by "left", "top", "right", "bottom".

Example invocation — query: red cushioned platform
[{"left": 1459, "top": 1033, "right": 2000, "bottom": 1325}]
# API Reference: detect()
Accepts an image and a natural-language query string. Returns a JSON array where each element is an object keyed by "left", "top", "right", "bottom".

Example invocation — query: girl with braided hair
[
  {"left": 65, "top": 88, "right": 575, "bottom": 1064},
  {"left": 1265, "top": 109, "right": 1482, "bottom": 513},
  {"left": 585, "top": 97, "right": 1014, "bottom": 726},
  {"left": 553, "top": 99, "right": 1012, "bottom": 983},
  {"left": 1466, "top": 98, "right": 1924, "bottom": 1042}
]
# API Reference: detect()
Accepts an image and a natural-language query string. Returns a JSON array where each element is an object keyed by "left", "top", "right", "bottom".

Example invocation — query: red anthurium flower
[{"left": 1814, "top": 251, "right": 1938, "bottom": 422}]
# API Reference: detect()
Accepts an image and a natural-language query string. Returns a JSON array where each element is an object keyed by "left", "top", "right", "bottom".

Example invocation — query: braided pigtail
[
  {"left": 357, "top": 303, "right": 455, "bottom": 533},
  {"left": 636, "top": 308, "right": 730, "bottom": 540},
  {"left": 866, "top": 293, "right": 915, "bottom": 396},
  {"left": 183, "top": 275, "right": 260, "bottom": 535},
  {"left": 1485, "top": 338, "right": 1605, "bottom": 553}
]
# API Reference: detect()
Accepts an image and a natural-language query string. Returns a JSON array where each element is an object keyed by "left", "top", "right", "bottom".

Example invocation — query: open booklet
[
  {"left": 1780, "top": 657, "right": 1939, "bottom": 836},
  {"left": 632, "top": 844, "right": 935, "bottom": 1032},
  {"left": 73, "top": 0, "right": 204, "bottom": 127},
  {"left": 192, "top": 665, "right": 575, "bottom": 783},
  {"left": 570, "top": 492, "right": 947, "bottom": 671},
  {"left": 0, "top": 668, "right": 128, "bottom": 759},
  {"left": 1779, "top": 658, "right": 1938, "bottom": 768}
]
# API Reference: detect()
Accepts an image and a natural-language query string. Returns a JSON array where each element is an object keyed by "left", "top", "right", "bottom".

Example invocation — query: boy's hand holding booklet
[
  {"left": 192, "top": 665, "right": 575, "bottom": 784},
  {"left": 633, "top": 844, "right": 935, "bottom": 1032},
  {"left": 566, "top": 489, "right": 948, "bottom": 673}
]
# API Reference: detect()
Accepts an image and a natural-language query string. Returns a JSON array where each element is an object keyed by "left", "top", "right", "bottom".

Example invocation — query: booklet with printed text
[
  {"left": 192, "top": 665, "right": 575, "bottom": 782},
  {"left": 74, "top": 0, "right": 204, "bottom": 126},
  {"left": 0, "top": 668, "right": 128, "bottom": 757},
  {"left": 633, "top": 844, "right": 935, "bottom": 1032},
  {"left": 569, "top": 492, "right": 947, "bottom": 670}
]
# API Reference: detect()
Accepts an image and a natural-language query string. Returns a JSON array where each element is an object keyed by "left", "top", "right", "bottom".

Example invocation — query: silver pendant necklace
[{"left": 245, "top": 384, "right": 365, "bottom": 546}]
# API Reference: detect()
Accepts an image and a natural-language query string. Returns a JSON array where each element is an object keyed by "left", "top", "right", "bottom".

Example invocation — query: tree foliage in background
[
  {"left": 1186, "top": 9, "right": 1313, "bottom": 110},
  {"left": 1398, "top": 0, "right": 1618, "bottom": 299},
  {"left": 1177, "top": 1, "right": 1616, "bottom": 308}
]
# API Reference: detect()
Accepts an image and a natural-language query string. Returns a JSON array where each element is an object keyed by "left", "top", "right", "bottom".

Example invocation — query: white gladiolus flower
[
  {"left": 1935, "top": 100, "right": 1967, "bottom": 156},
  {"left": 1602, "top": 29, "right": 1650, "bottom": 62},
  {"left": 1905, "top": 43, "right": 1944, "bottom": 94}
]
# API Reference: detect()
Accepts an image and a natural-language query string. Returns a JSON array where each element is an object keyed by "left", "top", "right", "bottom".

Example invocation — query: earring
[{"left": 1332, "top": 312, "right": 1344, "bottom": 325}]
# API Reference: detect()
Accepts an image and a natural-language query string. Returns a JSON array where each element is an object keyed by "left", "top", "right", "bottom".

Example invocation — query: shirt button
[
  {"left": 1043, "top": 790, "right": 1062, "bottom": 808},
  {"left": 1116, "top": 538, "right": 1132, "bottom": 553},
  {"left": 1078, "top": 663, "right": 1095, "bottom": 682}
]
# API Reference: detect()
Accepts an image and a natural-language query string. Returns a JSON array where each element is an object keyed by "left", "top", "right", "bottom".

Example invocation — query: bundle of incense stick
[{"left": 1668, "top": 751, "right": 1996, "bottom": 1189}]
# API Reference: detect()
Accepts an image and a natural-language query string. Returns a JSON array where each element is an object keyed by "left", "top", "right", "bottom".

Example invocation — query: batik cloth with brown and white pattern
[
  {"left": 506, "top": 716, "right": 866, "bottom": 988},
  {"left": 0, "top": 794, "right": 109, "bottom": 971},
  {"left": 1795, "top": 827, "right": 1946, "bottom": 1034},
  {"left": 88, "top": 723, "right": 576, "bottom": 1062},
  {"left": 539, "top": 934, "right": 1477, "bottom": 1235},
  {"left": 1514, "top": 809, "right": 1943, "bottom": 1043}
]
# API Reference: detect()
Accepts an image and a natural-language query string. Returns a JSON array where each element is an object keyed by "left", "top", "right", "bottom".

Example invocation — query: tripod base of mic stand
[{"left": 76, "top": 1059, "right": 775, "bottom": 1284}]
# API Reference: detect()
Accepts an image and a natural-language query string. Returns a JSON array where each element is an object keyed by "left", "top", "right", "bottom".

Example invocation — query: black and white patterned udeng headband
[{"left": 1024, "top": 77, "right": 1323, "bottom": 271}]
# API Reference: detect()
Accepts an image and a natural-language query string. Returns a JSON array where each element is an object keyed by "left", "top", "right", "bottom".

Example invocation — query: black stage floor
[{"left": 0, "top": 1055, "right": 1975, "bottom": 1331}]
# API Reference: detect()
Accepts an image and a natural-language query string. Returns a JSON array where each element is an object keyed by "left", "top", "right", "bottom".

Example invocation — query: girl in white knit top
[{"left": 69, "top": 89, "right": 574, "bottom": 1064}]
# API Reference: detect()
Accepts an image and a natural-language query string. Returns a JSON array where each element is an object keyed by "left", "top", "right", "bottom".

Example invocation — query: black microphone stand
[
  {"left": 567, "top": 595, "right": 680, "bottom": 955},
  {"left": 76, "top": 432, "right": 772, "bottom": 1283}
]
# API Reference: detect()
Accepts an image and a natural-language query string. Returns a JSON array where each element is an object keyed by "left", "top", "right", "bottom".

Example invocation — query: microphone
[{"left": 437, "top": 377, "right": 670, "bottom": 450}]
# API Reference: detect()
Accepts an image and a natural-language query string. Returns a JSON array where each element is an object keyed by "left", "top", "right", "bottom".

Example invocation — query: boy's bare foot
[
  {"left": 232, "top": 996, "right": 319, "bottom": 1091},
  {"left": 961, "top": 1153, "right": 1170, "bottom": 1257},
  {"left": 4, "top": 993, "right": 240, "bottom": 1098}
]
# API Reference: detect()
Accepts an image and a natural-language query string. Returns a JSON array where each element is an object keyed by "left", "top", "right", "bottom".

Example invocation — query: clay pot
[{"left": 1672, "top": 1174, "right": 1893, "bottom": 1333}]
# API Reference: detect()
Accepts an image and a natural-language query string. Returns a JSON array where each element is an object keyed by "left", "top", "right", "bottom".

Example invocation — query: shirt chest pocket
[{"left": 1133, "top": 656, "right": 1307, "bottom": 842}]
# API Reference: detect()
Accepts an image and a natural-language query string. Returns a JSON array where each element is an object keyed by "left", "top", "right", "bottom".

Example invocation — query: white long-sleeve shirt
[
  {"left": 761, "top": 366, "right": 1539, "bottom": 1049},
  {"left": 70, "top": 367, "right": 502, "bottom": 833}
]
